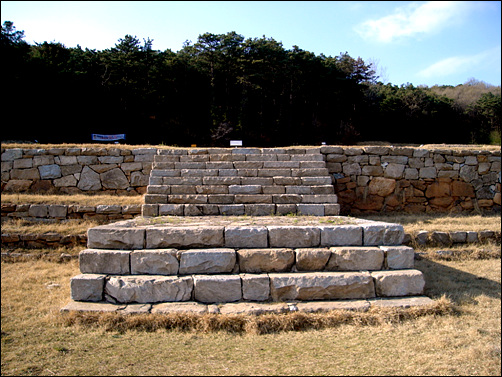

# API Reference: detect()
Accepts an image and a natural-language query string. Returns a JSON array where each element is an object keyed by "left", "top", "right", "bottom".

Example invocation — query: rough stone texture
[
  {"left": 151, "top": 302, "right": 208, "bottom": 314},
  {"left": 241, "top": 274, "right": 271, "bottom": 301},
  {"left": 101, "top": 168, "right": 130, "bottom": 189},
  {"left": 78, "top": 166, "right": 102, "bottom": 191},
  {"left": 131, "top": 249, "right": 179, "bottom": 275},
  {"left": 87, "top": 226, "right": 145, "bottom": 250},
  {"left": 295, "top": 248, "right": 331, "bottom": 271},
  {"left": 224, "top": 226, "right": 268, "bottom": 248},
  {"left": 79, "top": 249, "right": 131, "bottom": 274},
  {"left": 267, "top": 226, "right": 320, "bottom": 248},
  {"left": 320, "top": 225, "right": 363, "bottom": 246},
  {"left": 327, "top": 247, "right": 384, "bottom": 271},
  {"left": 193, "top": 275, "right": 242, "bottom": 303},
  {"left": 146, "top": 226, "right": 224, "bottom": 248},
  {"left": 361, "top": 223, "right": 404, "bottom": 246},
  {"left": 237, "top": 248, "right": 295, "bottom": 273},
  {"left": 218, "top": 302, "right": 289, "bottom": 315},
  {"left": 368, "top": 296, "right": 434, "bottom": 308},
  {"left": 296, "top": 299, "right": 370, "bottom": 313},
  {"left": 269, "top": 272, "right": 376, "bottom": 301},
  {"left": 105, "top": 275, "right": 193, "bottom": 304},
  {"left": 179, "top": 249, "right": 236, "bottom": 274},
  {"left": 380, "top": 246, "right": 415, "bottom": 269},
  {"left": 70, "top": 274, "right": 106, "bottom": 302},
  {"left": 371, "top": 270, "right": 425, "bottom": 297}
]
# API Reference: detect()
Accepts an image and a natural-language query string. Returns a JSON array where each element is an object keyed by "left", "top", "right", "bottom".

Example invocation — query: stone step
[
  {"left": 153, "top": 161, "right": 328, "bottom": 169},
  {"left": 70, "top": 269, "right": 426, "bottom": 304},
  {"left": 149, "top": 167, "right": 330, "bottom": 178},
  {"left": 147, "top": 184, "right": 335, "bottom": 195},
  {"left": 79, "top": 246, "right": 415, "bottom": 276},
  {"left": 148, "top": 176, "right": 333, "bottom": 186},
  {"left": 62, "top": 295, "right": 435, "bottom": 315},
  {"left": 86, "top": 217, "right": 404, "bottom": 250},
  {"left": 142, "top": 203, "right": 340, "bottom": 216},
  {"left": 144, "top": 193, "right": 338, "bottom": 205}
]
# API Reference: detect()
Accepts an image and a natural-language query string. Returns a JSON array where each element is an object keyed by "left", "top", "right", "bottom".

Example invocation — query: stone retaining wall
[
  {"left": 1, "top": 203, "right": 141, "bottom": 221},
  {"left": 2, "top": 146, "right": 501, "bottom": 214}
]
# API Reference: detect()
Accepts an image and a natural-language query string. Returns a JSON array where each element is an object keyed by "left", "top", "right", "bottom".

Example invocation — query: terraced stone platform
[
  {"left": 63, "top": 216, "right": 432, "bottom": 314},
  {"left": 63, "top": 148, "right": 432, "bottom": 315}
]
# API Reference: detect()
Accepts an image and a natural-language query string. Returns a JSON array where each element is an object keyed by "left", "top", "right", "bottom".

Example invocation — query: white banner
[{"left": 91, "top": 134, "right": 126, "bottom": 141}]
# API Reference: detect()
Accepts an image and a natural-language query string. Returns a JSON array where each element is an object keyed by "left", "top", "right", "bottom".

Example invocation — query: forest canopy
[{"left": 2, "top": 22, "right": 500, "bottom": 146}]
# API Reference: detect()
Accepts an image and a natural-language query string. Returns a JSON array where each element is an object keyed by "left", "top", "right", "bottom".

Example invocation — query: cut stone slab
[
  {"left": 105, "top": 275, "right": 193, "bottom": 304},
  {"left": 70, "top": 274, "right": 106, "bottom": 302},
  {"left": 152, "top": 302, "right": 209, "bottom": 314},
  {"left": 295, "top": 248, "right": 331, "bottom": 271},
  {"left": 224, "top": 226, "right": 268, "bottom": 248},
  {"left": 267, "top": 226, "right": 320, "bottom": 248},
  {"left": 371, "top": 270, "right": 425, "bottom": 297},
  {"left": 131, "top": 249, "right": 179, "bottom": 275},
  {"left": 295, "top": 299, "right": 370, "bottom": 313},
  {"left": 327, "top": 247, "right": 384, "bottom": 271},
  {"left": 87, "top": 225, "right": 145, "bottom": 250},
  {"left": 237, "top": 248, "right": 294, "bottom": 273},
  {"left": 146, "top": 226, "right": 224, "bottom": 248},
  {"left": 179, "top": 249, "right": 236, "bottom": 274},
  {"left": 193, "top": 275, "right": 242, "bottom": 303},
  {"left": 380, "top": 246, "right": 415, "bottom": 269},
  {"left": 269, "top": 272, "right": 376, "bottom": 301},
  {"left": 360, "top": 222, "right": 404, "bottom": 246},
  {"left": 218, "top": 302, "right": 290, "bottom": 315},
  {"left": 241, "top": 274, "right": 270, "bottom": 301},
  {"left": 320, "top": 225, "right": 363, "bottom": 246},
  {"left": 79, "top": 249, "right": 131, "bottom": 275},
  {"left": 368, "top": 296, "right": 434, "bottom": 308},
  {"left": 61, "top": 300, "right": 126, "bottom": 312}
]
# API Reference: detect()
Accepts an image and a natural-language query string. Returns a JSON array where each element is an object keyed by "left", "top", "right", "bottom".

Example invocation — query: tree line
[{"left": 2, "top": 22, "right": 500, "bottom": 146}]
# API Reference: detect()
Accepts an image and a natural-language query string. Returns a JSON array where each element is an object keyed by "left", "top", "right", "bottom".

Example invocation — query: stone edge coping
[{"left": 60, "top": 296, "right": 434, "bottom": 315}]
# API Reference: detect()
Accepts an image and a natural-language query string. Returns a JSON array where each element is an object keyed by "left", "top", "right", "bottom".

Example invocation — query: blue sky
[{"left": 2, "top": 1, "right": 500, "bottom": 87}]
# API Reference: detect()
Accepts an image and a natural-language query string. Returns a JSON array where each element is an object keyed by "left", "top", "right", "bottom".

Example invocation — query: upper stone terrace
[{"left": 142, "top": 147, "right": 340, "bottom": 217}]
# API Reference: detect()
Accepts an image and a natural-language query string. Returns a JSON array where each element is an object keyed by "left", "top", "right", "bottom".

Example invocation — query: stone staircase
[
  {"left": 141, "top": 148, "right": 340, "bottom": 217},
  {"left": 62, "top": 148, "right": 432, "bottom": 315}
]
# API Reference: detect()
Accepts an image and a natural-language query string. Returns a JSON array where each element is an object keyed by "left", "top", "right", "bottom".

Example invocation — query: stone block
[
  {"left": 131, "top": 249, "right": 179, "bottom": 275},
  {"left": 80, "top": 249, "right": 131, "bottom": 274},
  {"left": 28, "top": 204, "right": 48, "bottom": 218},
  {"left": 269, "top": 272, "right": 376, "bottom": 301},
  {"left": 450, "top": 231, "right": 467, "bottom": 243},
  {"left": 38, "top": 164, "right": 62, "bottom": 179},
  {"left": 146, "top": 226, "right": 224, "bottom": 248},
  {"left": 361, "top": 223, "right": 404, "bottom": 246},
  {"left": 272, "top": 194, "right": 302, "bottom": 204},
  {"left": 235, "top": 194, "right": 273, "bottom": 204},
  {"left": 371, "top": 270, "right": 425, "bottom": 297},
  {"left": 320, "top": 225, "right": 363, "bottom": 246},
  {"left": 87, "top": 225, "right": 145, "bottom": 249},
  {"left": 179, "top": 249, "right": 236, "bottom": 274},
  {"left": 48, "top": 204, "right": 68, "bottom": 218},
  {"left": 193, "top": 275, "right": 242, "bottom": 303},
  {"left": 327, "top": 247, "right": 384, "bottom": 271},
  {"left": 241, "top": 274, "right": 270, "bottom": 301},
  {"left": 297, "top": 204, "right": 324, "bottom": 216},
  {"left": 105, "top": 275, "right": 193, "bottom": 304},
  {"left": 296, "top": 300, "right": 370, "bottom": 313},
  {"left": 151, "top": 302, "right": 208, "bottom": 314},
  {"left": 219, "top": 302, "right": 289, "bottom": 315},
  {"left": 380, "top": 246, "right": 415, "bottom": 269},
  {"left": 267, "top": 226, "right": 320, "bottom": 248},
  {"left": 368, "top": 177, "right": 396, "bottom": 196},
  {"left": 419, "top": 167, "right": 437, "bottom": 179},
  {"left": 295, "top": 248, "right": 331, "bottom": 271},
  {"left": 219, "top": 204, "right": 245, "bottom": 215},
  {"left": 244, "top": 204, "right": 276, "bottom": 216},
  {"left": 228, "top": 185, "right": 261, "bottom": 194},
  {"left": 237, "top": 248, "right": 294, "bottom": 273},
  {"left": 70, "top": 274, "right": 106, "bottom": 302},
  {"left": 225, "top": 226, "right": 268, "bottom": 248}
]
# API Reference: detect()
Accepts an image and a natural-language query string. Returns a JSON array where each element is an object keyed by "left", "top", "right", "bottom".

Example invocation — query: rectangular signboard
[
  {"left": 230, "top": 140, "right": 243, "bottom": 146},
  {"left": 91, "top": 134, "right": 126, "bottom": 141}
]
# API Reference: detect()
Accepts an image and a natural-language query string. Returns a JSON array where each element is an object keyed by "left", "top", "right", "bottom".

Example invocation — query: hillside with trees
[{"left": 2, "top": 22, "right": 500, "bottom": 146}]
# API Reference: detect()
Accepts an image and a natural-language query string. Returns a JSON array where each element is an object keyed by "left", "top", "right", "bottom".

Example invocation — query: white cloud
[
  {"left": 417, "top": 45, "right": 502, "bottom": 79},
  {"left": 355, "top": 1, "right": 474, "bottom": 43}
]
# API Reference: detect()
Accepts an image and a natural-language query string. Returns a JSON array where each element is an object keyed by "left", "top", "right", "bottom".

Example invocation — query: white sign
[
  {"left": 92, "top": 134, "right": 126, "bottom": 141},
  {"left": 230, "top": 140, "right": 243, "bottom": 146}
]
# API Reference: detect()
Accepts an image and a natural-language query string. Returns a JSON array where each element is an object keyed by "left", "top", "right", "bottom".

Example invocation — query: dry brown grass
[
  {"left": 1, "top": 193, "right": 143, "bottom": 206},
  {"left": 1, "top": 255, "right": 500, "bottom": 376},
  {"left": 1, "top": 218, "right": 103, "bottom": 236}
]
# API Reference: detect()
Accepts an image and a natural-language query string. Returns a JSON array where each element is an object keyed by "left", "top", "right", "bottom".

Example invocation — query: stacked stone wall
[{"left": 2, "top": 145, "right": 500, "bottom": 214}]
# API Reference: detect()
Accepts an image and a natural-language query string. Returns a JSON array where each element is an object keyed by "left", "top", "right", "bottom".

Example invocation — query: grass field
[
  {"left": 1, "top": 254, "right": 500, "bottom": 376},
  {"left": 1, "top": 189, "right": 501, "bottom": 375}
]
